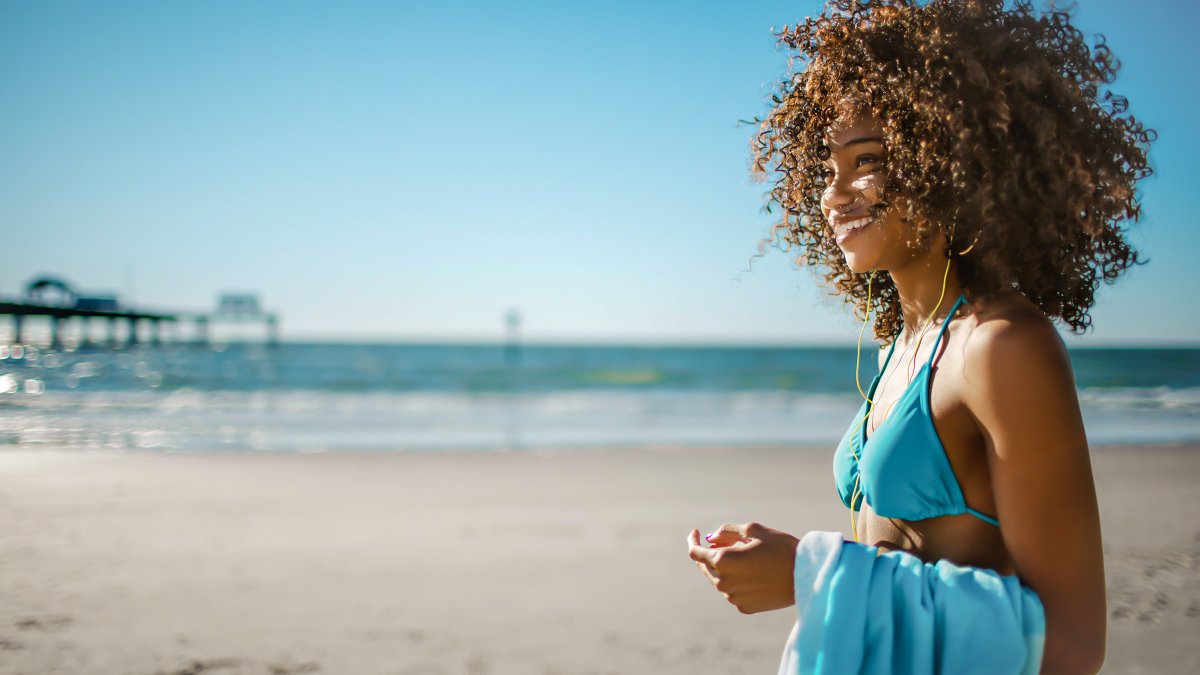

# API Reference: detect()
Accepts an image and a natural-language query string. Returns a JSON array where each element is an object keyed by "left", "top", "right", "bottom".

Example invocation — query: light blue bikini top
[{"left": 833, "top": 294, "right": 1000, "bottom": 527}]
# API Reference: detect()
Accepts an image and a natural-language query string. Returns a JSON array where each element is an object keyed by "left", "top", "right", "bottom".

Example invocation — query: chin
[{"left": 840, "top": 250, "right": 876, "bottom": 275}]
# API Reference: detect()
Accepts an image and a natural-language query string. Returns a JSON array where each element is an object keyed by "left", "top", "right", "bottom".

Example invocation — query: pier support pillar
[
  {"left": 194, "top": 317, "right": 209, "bottom": 346},
  {"left": 127, "top": 318, "right": 140, "bottom": 346},
  {"left": 107, "top": 317, "right": 118, "bottom": 348},
  {"left": 150, "top": 319, "right": 161, "bottom": 346},
  {"left": 50, "top": 317, "right": 62, "bottom": 349},
  {"left": 504, "top": 309, "right": 522, "bottom": 366},
  {"left": 12, "top": 315, "right": 23, "bottom": 345}
]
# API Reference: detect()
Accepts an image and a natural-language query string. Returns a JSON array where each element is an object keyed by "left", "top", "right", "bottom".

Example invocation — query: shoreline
[
  {"left": 2, "top": 445, "right": 1197, "bottom": 674},
  {"left": 6, "top": 438, "right": 1198, "bottom": 456}
]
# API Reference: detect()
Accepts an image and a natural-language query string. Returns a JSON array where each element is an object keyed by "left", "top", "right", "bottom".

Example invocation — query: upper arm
[{"left": 963, "top": 318, "right": 1106, "bottom": 674}]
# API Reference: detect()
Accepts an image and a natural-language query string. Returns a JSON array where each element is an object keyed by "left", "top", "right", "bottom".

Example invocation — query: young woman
[{"left": 685, "top": 1, "right": 1153, "bottom": 673}]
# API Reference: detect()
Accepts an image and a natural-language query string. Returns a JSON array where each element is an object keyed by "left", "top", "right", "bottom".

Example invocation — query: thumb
[{"left": 704, "top": 522, "right": 757, "bottom": 547}]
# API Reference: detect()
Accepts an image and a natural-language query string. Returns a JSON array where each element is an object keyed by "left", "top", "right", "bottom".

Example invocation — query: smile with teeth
[{"left": 833, "top": 216, "right": 875, "bottom": 245}]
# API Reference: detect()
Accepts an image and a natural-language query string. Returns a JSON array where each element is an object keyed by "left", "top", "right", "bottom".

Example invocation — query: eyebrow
[{"left": 829, "top": 136, "right": 885, "bottom": 149}]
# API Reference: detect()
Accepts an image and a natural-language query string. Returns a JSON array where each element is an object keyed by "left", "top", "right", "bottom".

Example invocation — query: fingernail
[{"left": 704, "top": 532, "right": 714, "bottom": 541}]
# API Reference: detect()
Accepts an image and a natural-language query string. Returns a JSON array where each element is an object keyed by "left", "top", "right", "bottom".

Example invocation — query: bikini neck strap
[{"left": 927, "top": 294, "right": 968, "bottom": 366}]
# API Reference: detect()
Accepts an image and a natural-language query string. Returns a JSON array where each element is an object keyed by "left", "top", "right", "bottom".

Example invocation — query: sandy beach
[{"left": 1, "top": 444, "right": 1197, "bottom": 675}]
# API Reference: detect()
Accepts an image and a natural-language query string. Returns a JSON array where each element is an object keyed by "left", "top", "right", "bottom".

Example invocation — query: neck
[{"left": 889, "top": 248, "right": 962, "bottom": 335}]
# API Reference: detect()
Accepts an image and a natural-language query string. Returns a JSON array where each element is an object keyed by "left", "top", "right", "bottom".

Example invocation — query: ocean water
[{"left": 0, "top": 342, "right": 1197, "bottom": 452}]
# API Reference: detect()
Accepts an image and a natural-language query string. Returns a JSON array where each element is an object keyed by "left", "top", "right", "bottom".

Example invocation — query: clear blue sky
[{"left": 1, "top": 1, "right": 1195, "bottom": 345}]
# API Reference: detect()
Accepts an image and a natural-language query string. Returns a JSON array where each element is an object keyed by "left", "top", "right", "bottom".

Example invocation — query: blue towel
[{"left": 778, "top": 532, "right": 1044, "bottom": 675}]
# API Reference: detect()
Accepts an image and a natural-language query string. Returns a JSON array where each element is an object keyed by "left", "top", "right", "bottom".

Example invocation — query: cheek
[
  {"left": 849, "top": 175, "right": 883, "bottom": 204},
  {"left": 877, "top": 213, "right": 918, "bottom": 250},
  {"left": 819, "top": 185, "right": 835, "bottom": 214}
]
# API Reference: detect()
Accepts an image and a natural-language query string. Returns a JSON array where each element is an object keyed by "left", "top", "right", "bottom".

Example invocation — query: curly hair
[{"left": 753, "top": 0, "right": 1154, "bottom": 339}]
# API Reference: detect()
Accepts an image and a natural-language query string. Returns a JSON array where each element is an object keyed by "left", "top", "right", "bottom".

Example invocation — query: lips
[{"left": 832, "top": 215, "right": 875, "bottom": 246}]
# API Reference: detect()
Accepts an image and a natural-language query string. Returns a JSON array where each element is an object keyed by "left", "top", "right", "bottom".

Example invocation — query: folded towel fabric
[{"left": 778, "top": 531, "right": 1044, "bottom": 675}]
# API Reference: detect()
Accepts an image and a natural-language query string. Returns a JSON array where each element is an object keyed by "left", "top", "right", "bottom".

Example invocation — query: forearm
[{"left": 1039, "top": 617, "right": 1105, "bottom": 675}]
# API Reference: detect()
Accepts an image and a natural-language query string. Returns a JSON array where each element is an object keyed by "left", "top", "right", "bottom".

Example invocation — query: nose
[{"left": 820, "top": 172, "right": 860, "bottom": 214}]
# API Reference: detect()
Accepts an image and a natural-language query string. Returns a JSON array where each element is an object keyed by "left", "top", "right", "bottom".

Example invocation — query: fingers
[
  {"left": 705, "top": 525, "right": 743, "bottom": 547},
  {"left": 687, "top": 523, "right": 798, "bottom": 616},
  {"left": 687, "top": 529, "right": 721, "bottom": 586},
  {"left": 705, "top": 521, "right": 763, "bottom": 547},
  {"left": 687, "top": 529, "right": 715, "bottom": 566}
]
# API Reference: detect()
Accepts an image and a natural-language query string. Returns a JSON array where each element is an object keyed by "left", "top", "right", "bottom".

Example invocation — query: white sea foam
[
  {"left": 1078, "top": 386, "right": 1200, "bottom": 412},
  {"left": 1, "top": 386, "right": 1195, "bottom": 451},
  {"left": 1, "top": 343, "right": 1196, "bottom": 451}
]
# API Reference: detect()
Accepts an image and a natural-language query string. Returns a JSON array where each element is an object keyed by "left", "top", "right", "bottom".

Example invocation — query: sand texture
[{"left": 1, "top": 445, "right": 1197, "bottom": 675}]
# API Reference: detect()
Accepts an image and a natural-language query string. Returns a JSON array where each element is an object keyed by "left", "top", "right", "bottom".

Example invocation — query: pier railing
[{"left": 0, "top": 297, "right": 279, "bottom": 348}]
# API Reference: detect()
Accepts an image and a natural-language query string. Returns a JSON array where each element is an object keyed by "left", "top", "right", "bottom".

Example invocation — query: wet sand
[{"left": 1, "top": 444, "right": 1197, "bottom": 674}]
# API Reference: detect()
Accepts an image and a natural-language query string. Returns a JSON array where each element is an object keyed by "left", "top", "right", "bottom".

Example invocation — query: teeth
[{"left": 837, "top": 216, "right": 873, "bottom": 235}]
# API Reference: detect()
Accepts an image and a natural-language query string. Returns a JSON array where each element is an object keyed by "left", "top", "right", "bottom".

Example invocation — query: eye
[{"left": 856, "top": 154, "right": 882, "bottom": 168}]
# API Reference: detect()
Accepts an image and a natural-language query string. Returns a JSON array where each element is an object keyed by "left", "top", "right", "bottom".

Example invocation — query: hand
[{"left": 685, "top": 522, "right": 799, "bottom": 614}]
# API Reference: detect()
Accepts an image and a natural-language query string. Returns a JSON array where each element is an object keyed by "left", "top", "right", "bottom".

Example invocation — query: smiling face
[{"left": 819, "top": 111, "right": 915, "bottom": 274}]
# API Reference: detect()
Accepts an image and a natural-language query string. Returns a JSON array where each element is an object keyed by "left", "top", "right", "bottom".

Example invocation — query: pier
[{"left": 0, "top": 276, "right": 279, "bottom": 348}]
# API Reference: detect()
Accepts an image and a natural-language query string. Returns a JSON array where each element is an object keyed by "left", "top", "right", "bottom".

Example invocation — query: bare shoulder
[
  {"left": 962, "top": 292, "right": 1070, "bottom": 378},
  {"left": 958, "top": 292, "right": 1084, "bottom": 459}
]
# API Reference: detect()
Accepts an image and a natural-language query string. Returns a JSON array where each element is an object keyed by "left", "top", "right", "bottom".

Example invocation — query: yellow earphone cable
[
  {"left": 853, "top": 272, "right": 876, "bottom": 403},
  {"left": 846, "top": 246, "right": 956, "bottom": 543},
  {"left": 848, "top": 271, "right": 874, "bottom": 541},
  {"left": 905, "top": 251, "right": 954, "bottom": 380}
]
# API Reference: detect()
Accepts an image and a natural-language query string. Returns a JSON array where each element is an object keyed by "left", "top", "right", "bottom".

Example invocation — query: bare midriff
[{"left": 857, "top": 503, "right": 1015, "bottom": 575}]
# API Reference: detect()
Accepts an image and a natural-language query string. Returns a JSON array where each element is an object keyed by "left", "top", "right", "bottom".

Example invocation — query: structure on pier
[{"left": 0, "top": 275, "right": 280, "bottom": 348}]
